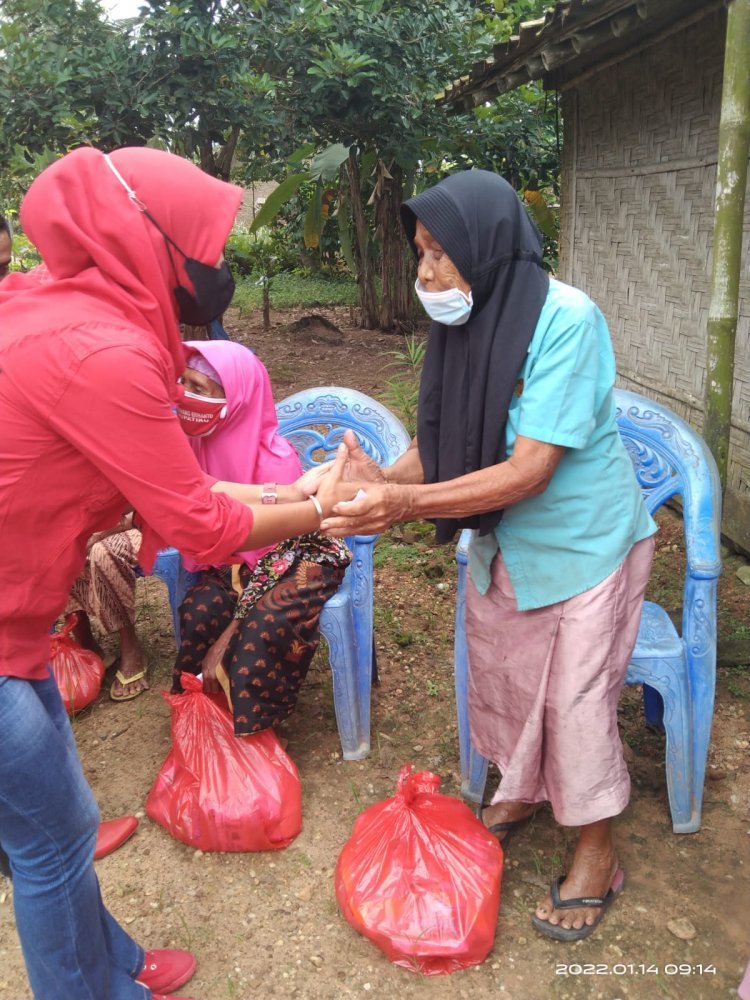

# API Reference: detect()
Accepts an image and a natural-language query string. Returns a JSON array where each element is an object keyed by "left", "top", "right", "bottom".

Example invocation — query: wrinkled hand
[
  {"left": 320, "top": 481, "right": 404, "bottom": 537},
  {"left": 315, "top": 442, "right": 361, "bottom": 517},
  {"left": 341, "top": 429, "right": 387, "bottom": 484},
  {"left": 294, "top": 461, "right": 333, "bottom": 498}
]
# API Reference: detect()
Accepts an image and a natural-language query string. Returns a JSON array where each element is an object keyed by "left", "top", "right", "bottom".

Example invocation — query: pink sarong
[
  {"left": 739, "top": 960, "right": 750, "bottom": 1000},
  {"left": 465, "top": 536, "right": 655, "bottom": 827}
]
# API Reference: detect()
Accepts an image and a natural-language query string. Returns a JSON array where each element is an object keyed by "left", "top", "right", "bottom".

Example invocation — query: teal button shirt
[{"left": 468, "top": 278, "right": 656, "bottom": 611}]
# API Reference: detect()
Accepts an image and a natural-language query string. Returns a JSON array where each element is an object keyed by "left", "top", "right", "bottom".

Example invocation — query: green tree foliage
[
  {"left": 236, "top": 0, "right": 556, "bottom": 327},
  {"left": 1, "top": 0, "right": 559, "bottom": 327},
  {"left": 133, "top": 0, "right": 280, "bottom": 179},
  {"left": 0, "top": 0, "right": 279, "bottom": 203},
  {"left": 0, "top": 0, "right": 153, "bottom": 205}
]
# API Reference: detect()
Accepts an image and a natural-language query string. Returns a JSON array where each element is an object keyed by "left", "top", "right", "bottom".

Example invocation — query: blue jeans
[{"left": 0, "top": 671, "right": 148, "bottom": 999}]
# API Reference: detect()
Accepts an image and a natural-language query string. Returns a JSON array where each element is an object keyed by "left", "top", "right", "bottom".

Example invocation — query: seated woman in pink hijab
[{"left": 171, "top": 341, "right": 350, "bottom": 734}]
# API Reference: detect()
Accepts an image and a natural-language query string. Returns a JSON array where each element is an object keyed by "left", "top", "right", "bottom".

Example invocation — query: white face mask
[{"left": 415, "top": 279, "right": 473, "bottom": 326}]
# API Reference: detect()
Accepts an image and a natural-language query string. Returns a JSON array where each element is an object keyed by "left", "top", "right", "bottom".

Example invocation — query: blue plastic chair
[
  {"left": 454, "top": 387, "right": 722, "bottom": 833},
  {"left": 276, "top": 387, "right": 411, "bottom": 759},
  {"left": 148, "top": 387, "right": 411, "bottom": 762},
  {"left": 147, "top": 556, "right": 200, "bottom": 644}
]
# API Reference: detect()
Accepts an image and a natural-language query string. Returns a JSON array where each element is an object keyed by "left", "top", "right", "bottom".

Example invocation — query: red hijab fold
[{"left": 0, "top": 146, "right": 243, "bottom": 389}]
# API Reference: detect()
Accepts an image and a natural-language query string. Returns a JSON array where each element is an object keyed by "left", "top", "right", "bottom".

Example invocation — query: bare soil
[{"left": 2, "top": 305, "right": 749, "bottom": 1000}]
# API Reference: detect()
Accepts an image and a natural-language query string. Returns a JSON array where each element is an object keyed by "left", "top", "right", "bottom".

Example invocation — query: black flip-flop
[
  {"left": 477, "top": 805, "right": 535, "bottom": 851},
  {"left": 531, "top": 866, "right": 626, "bottom": 942}
]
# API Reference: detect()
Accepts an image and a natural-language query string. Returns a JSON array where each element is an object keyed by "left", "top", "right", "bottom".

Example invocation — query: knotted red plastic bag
[
  {"left": 146, "top": 673, "right": 302, "bottom": 852},
  {"left": 335, "top": 764, "right": 503, "bottom": 975},
  {"left": 50, "top": 614, "right": 105, "bottom": 713}
]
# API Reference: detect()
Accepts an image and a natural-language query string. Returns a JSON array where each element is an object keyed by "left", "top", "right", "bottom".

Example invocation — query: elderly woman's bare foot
[{"left": 533, "top": 818, "right": 621, "bottom": 936}]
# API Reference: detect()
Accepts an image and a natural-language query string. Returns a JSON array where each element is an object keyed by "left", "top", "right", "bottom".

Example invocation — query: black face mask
[
  {"left": 101, "top": 155, "right": 236, "bottom": 325},
  {"left": 174, "top": 257, "right": 235, "bottom": 326},
  {"left": 139, "top": 206, "right": 235, "bottom": 326}
]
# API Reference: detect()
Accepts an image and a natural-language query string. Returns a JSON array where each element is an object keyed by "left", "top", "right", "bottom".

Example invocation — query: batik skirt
[{"left": 172, "top": 533, "right": 350, "bottom": 735}]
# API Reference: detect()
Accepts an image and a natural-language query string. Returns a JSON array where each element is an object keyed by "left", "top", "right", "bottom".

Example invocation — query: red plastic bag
[
  {"left": 335, "top": 764, "right": 504, "bottom": 975},
  {"left": 50, "top": 615, "right": 105, "bottom": 713},
  {"left": 146, "top": 673, "right": 302, "bottom": 852}
]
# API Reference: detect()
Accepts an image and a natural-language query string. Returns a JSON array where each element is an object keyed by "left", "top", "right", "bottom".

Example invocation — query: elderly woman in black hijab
[{"left": 323, "top": 170, "right": 656, "bottom": 942}]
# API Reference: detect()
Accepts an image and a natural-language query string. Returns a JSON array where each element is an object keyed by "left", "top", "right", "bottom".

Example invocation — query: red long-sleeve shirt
[{"left": 0, "top": 323, "right": 253, "bottom": 679}]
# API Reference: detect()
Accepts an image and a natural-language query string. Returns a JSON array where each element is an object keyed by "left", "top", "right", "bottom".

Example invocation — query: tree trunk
[
  {"left": 263, "top": 282, "right": 271, "bottom": 332},
  {"left": 704, "top": 0, "right": 750, "bottom": 491},
  {"left": 199, "top": 139, "right": 218, "bottom": 177},
  {"left": 345, "top": 152, "right": 379, "bottom": 329},
  {"left": 375, "top": 160, "right": 417, "bottom": 330},
  {"left": 215, "top": 126, "right": 241, "bottom": 182},
  {"left": 198, "top": 127, "right": 240, "bottom": 180}
]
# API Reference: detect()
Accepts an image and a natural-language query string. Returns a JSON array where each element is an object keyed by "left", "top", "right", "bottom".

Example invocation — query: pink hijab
[{"left": 183, "top": 340, "right": 303, "bottom": 570}]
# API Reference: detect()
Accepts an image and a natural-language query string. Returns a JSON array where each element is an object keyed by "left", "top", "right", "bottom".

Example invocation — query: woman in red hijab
[{"left": 0, "top": 147, "right": 352, "bottom": 1000}]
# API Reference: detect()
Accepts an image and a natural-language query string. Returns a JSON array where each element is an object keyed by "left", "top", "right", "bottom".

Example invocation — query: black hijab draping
[{"left": 400, "top": 170, "right": 550, "bottom": 543}]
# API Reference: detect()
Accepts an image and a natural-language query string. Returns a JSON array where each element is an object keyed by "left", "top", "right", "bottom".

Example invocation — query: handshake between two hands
[{"left": 296, "top": 428, "right": 395, "bottom": 537}]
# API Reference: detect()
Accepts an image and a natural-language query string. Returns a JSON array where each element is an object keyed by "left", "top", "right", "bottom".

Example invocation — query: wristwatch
[{"left": 261, "top": 482, "right": 278, "bottom": 505}]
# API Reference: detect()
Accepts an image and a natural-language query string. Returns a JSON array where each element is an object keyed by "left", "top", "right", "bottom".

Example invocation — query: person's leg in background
[
  {"left": 172, "top": 568, "right": 236, "bottom": 692},
  {"left": 67, "top": 528, "right": 147, "bottom": 701},
  {"left": 0, "top": 671, "right": 146, "bottom": 998},
  {"left": 207, "top": 319, "right": 231, "bottom": 340}
]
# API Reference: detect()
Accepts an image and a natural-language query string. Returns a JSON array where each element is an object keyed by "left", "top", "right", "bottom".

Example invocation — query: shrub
[
  {"left": 380, "top": 334, "right": 426, "bottom": 436},
  {"left": 224, "top": 227, "right": 299, "bottom": 278},
  {"left": 232, "top": 270, "right": 358, "bottom": 314}
]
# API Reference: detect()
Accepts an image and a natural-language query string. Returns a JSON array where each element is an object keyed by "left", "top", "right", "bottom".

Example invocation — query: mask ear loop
[
  {"left": 103, "top": 153, "right": 186, "bottom": 285},
  {"left": 103, "top": 153, "right": 149, "bottom": 213}
]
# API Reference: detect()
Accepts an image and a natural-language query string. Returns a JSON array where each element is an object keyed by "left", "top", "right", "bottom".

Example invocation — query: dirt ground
[{"left": 2, "top": 304, "right": 749, "bottom": 1000}]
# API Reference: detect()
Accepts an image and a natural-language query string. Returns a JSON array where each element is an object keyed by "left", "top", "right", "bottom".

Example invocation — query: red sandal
[
  {"left": 93, "top": 816, "right": 139, "bottom": 860},
  {"left": 137, "top": 949, "right": 197, "bottom": 994}
]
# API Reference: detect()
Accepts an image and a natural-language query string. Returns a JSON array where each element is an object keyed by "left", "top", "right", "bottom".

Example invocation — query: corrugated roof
[{"left": 439, "top": 0, "right": 720, "bottom": 109}]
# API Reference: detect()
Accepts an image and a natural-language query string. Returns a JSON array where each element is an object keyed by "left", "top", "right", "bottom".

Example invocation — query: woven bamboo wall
[{"left": 559, "top": 8, "right": 750, "bottom": 549}]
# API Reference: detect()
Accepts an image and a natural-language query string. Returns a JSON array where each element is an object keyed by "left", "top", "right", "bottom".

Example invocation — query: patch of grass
[
  {"left": 725, "top": 666, "right": 750, "bottom": 699},
  {"left": 373, "top": 538, "right": 423, "bottom": 571},
  {"left": 373, "top": 606, "right": 394, "bottom": 629},
  {"left": 349, "top": 782, "right": 363, "bottom": 810},
  {"left": 287, "top": 848, "right": 313, "bottom": 869},
  {"left": 373, "top": 606, "right": 423, "bottom": 648},
  {"left": 509, "top": 891, "right": 535, "bottom": 917},
  {"left": 729, "top": 620, "right": 750, "bottom": 641},
  {"left": 232, "top": 271, "right": 358, "bottom": 313},
  {"left": 435, "top": 727, "right": 459, "bottom": 762},
  {"left": 173, "top": 906, "right": 194, "bottom": 951},
  {"left": 530, "top": 847, "right": 562, "bottom": 882},
  {"left": 264, "top": 362, "right": 297, "bottom": 383}
]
